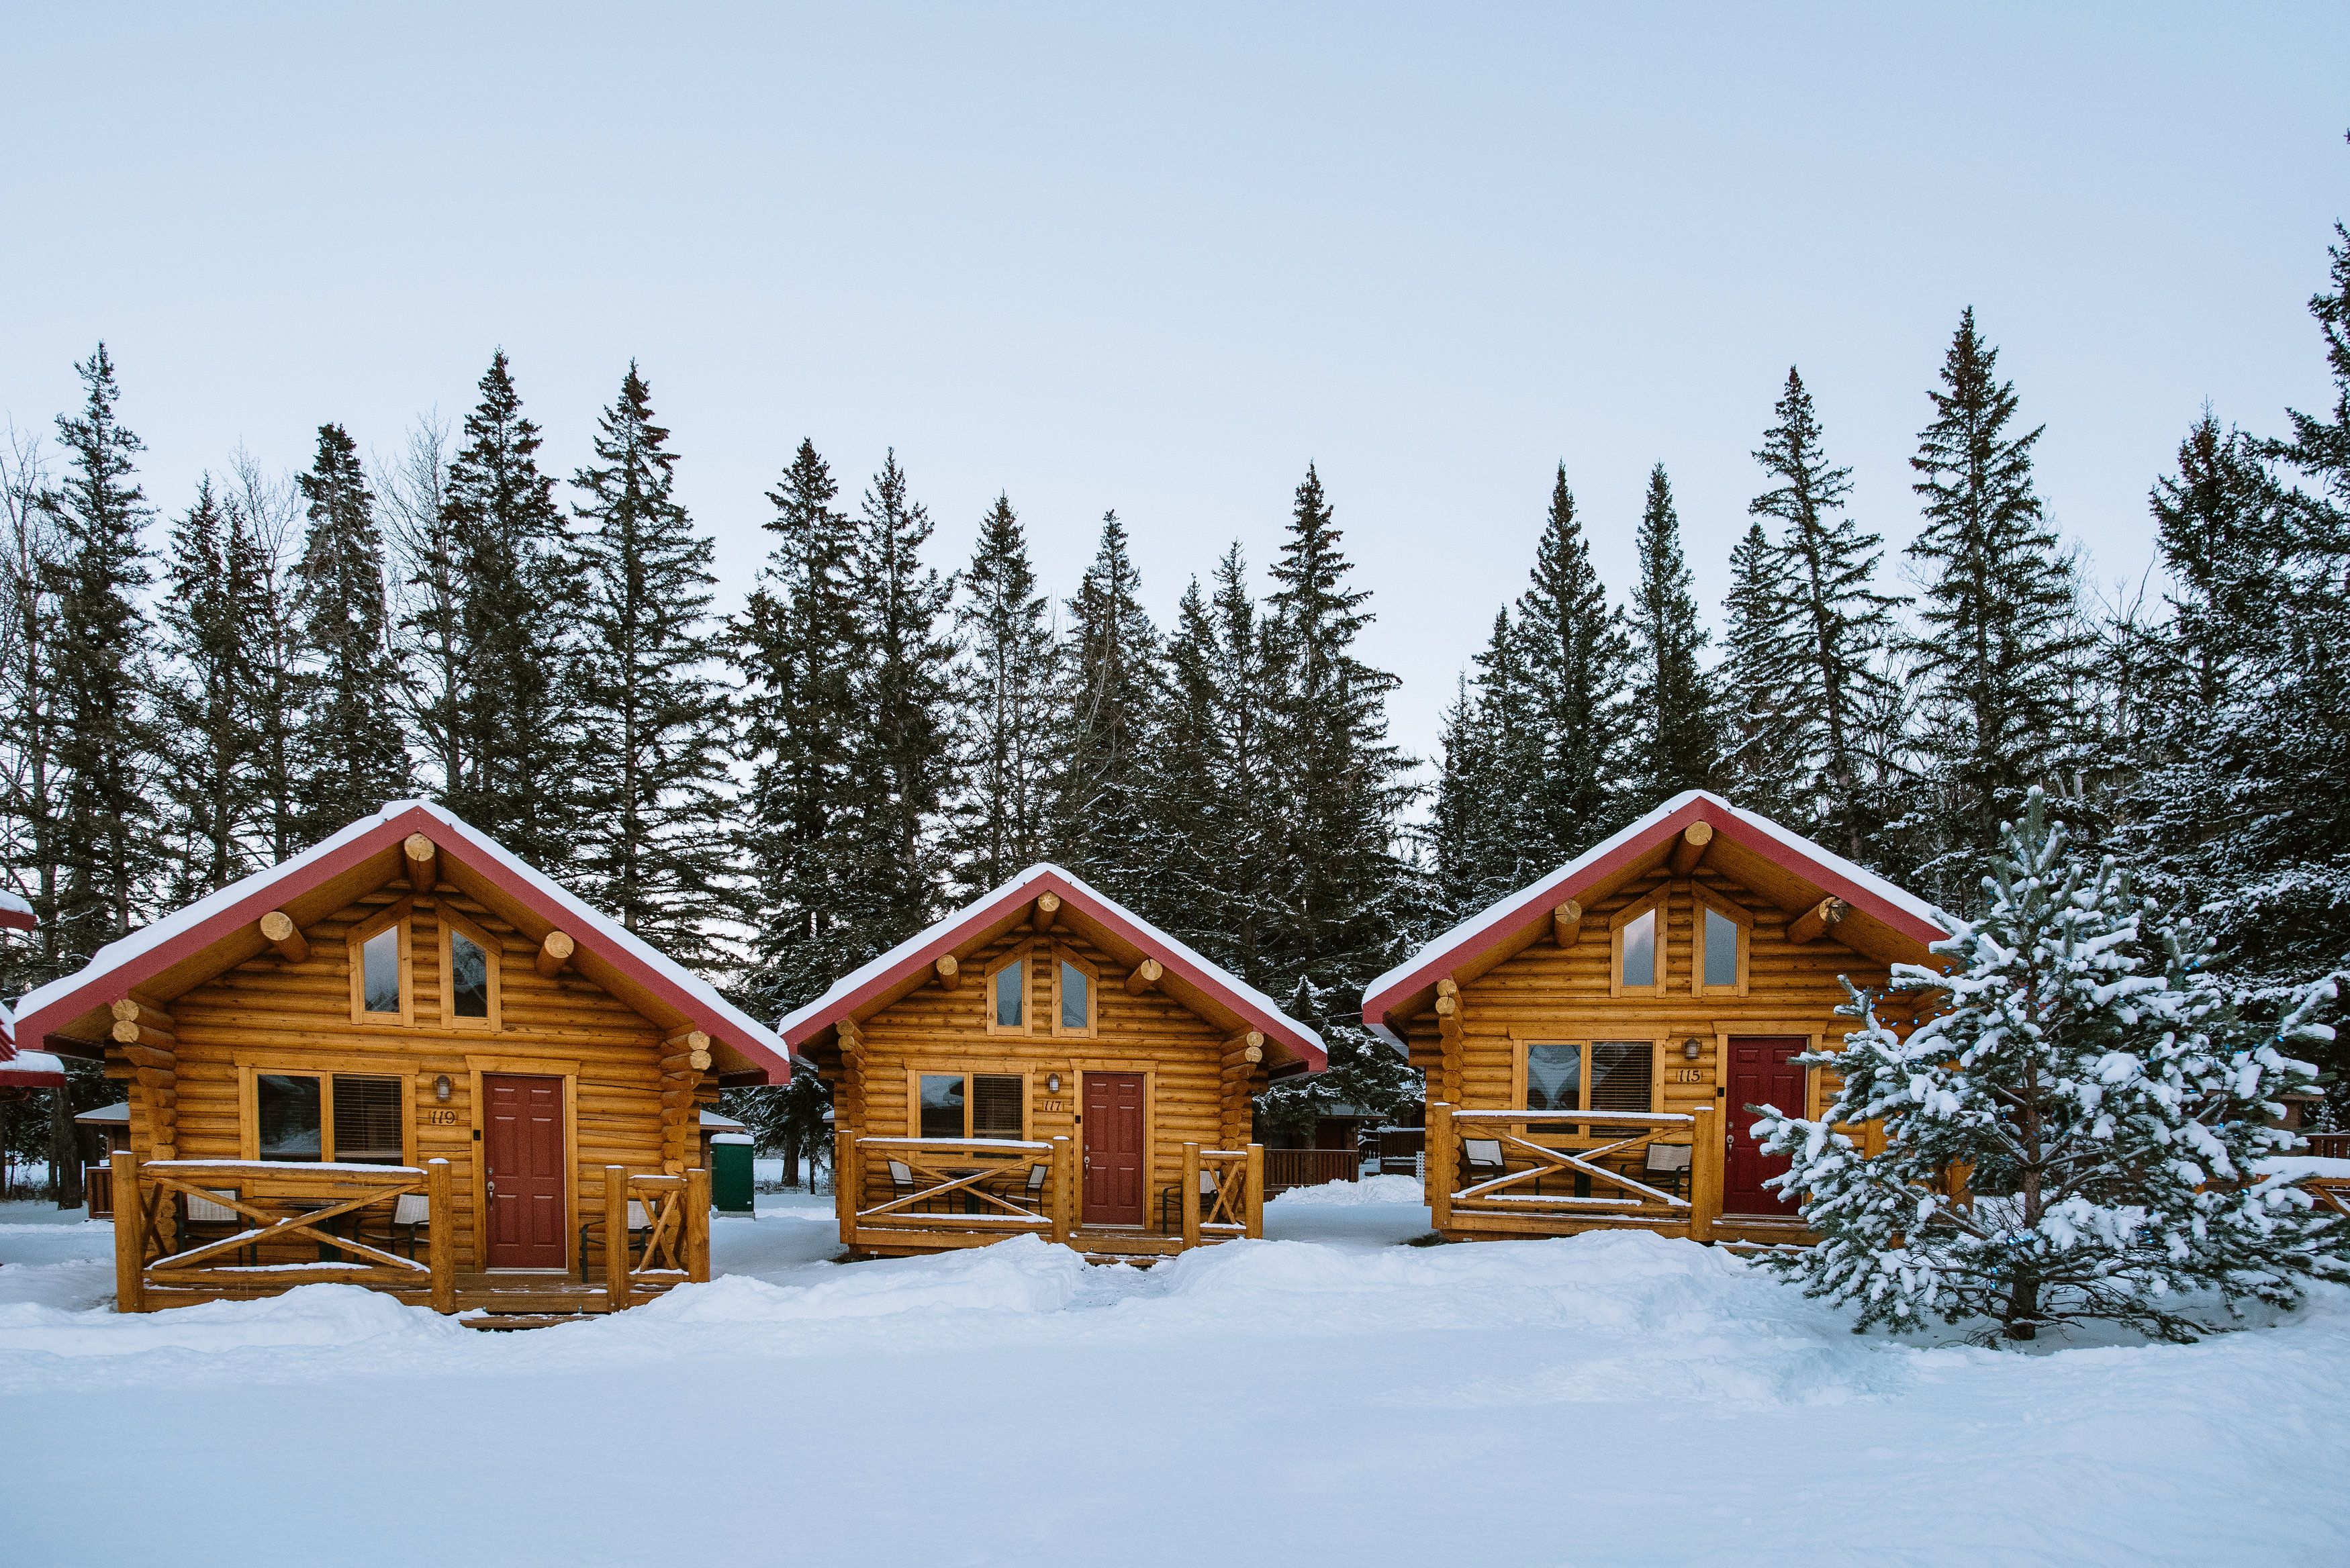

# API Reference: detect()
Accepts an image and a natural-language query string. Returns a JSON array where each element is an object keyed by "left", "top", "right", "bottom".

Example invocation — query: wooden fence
[
  {"left": 599, "top": 1166, "right": 712, "bottom": 1312},
  {"left": 2305, "top": 1132, "right": 2350, "bottom": 1161},
  {"left": 83, "top": 1162, "right": 115, "bottom": 1219},
  {"left": 1264, "top": 1147, "right": 1362, "bottom": 1191},
  {"left": 836, "top": 1133, "right": 1074, "bottom": 1251},
  {"left": 1427, "top": 1102, "right": 1721, "bottom": 1240},
  {"left": 1178, "top": 1142, "right": 1266, "bottom": 1248}
]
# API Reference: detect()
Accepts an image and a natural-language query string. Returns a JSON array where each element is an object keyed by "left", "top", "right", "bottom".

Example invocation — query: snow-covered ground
[{"left": 3, "top": 1185, "right": 2347, "bottom": 1566}]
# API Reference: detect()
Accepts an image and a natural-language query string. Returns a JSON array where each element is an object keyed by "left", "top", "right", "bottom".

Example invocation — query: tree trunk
[
  {"left": 50, "top": 1086, "right": 83, "bottom": 1210},
  {"left": 2002, "top": 1274, "right": 2039, "bottom": 1341},
  {"left": 781, "top": 1131, "right": 800, "bottom": 1190}
]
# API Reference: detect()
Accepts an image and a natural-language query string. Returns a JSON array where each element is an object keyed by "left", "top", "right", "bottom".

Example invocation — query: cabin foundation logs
[{"left": 659, "top": 1029, "right": 713, "bottom": 1173}]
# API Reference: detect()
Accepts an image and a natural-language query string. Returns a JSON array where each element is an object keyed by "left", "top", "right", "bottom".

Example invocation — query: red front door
[
  {"left": 483, "top": 1073, "right": 567, "bottom": 1269},
  {"left": 1723, "top": 1037, "right": 1806, "bottom": 1216},
  {"left": 1082, "top": 1073, "right": 1146, "bottom": 1227}
]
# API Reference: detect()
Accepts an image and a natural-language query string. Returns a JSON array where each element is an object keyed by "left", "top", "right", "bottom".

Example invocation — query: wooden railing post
[
  {"left": 1427, "top": 1103, "right": 1454, "bottom": 1234},
  {"left": 1049, "top": 1136, "right": 1072, "bottom": 1246},
  {"left": 604, "top": 1165, "right": 629, "bottom": 1312},
  {"left": 1180, "top": 1142, "right": 1202, "bottom": 1251},
  {"left": 427, "top": 1159, "right": 456, "bottom": 1312},
  {"left": 685, "top": 1167, "right": 711, "bottom": 1283},
  {"left": 1687, "top": 1107, "right": 1720, "bottom": 1244},
  {"left": 834, "top": 1128, "right": 858, "bottom": 1241},
  {"left": 111, "top": 1151, "right": 144, "bottom": 1314},
  {"left": 1245, "top": 1143, "right": 1264, "bottom": 1238}
]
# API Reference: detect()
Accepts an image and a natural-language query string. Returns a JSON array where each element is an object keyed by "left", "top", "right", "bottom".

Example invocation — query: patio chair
[
  {"left": 177, "top": 1187, "right": 252, "bottom": 1265},
  {"left": 577, "top": 1199, "right": 651, "bottom": 1283},
  {"left": 886, "top": 1159, "right": 929, "bottom": 1214},
  {"left": 1158, "top": 1168, "right": 1221, "bottom": 1234},
  {"left": 359, "top": 1192, "right": 432, "bottom": 1259},
  {"left": 1643, "top": 1143, "right": 1693, "bottom": 1197},
  {"left": 1013, "top": 1160, "right": 1051, "bottom": 1215},
  {"left": 1459, "top": 1138, "right": 1505, "bottom": 1188}
]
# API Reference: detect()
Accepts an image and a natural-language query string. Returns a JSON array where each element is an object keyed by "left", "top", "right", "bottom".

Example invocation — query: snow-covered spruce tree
[
  {"left": 154, "top": 478, "right": 271, "bottom": 899},
  {"left": 1626, "top": 464, "right": 1719, "bottom": 810},
  {"left": 1715, "top": 520, "right": 1804, "bottom": 822},
  {"left": 1427, "top": 611, "right": 1544, "bottom": 919},
  {"left": 1054, "top": 510, "right": 1159, "bottom": 903},
  {"left": 945, "top": 493, "right": 1058, "bottom": 899},
  {"left": 1754, "top": 790, "right": 2342, "bottom": 1343},
  {"left": 1515, "top": 464, "right": 1631, "bottom": 861},
  {"left": 293, "top": 422, "right": 410, "bottom": 841}
]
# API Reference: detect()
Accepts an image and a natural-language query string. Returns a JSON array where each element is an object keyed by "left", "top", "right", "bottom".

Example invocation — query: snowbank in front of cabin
[
  {"left": 1266, "top": 1173, "right": 1424, "bottom": 1206},
  {"left": 4, "top": 1211, "right": 2349, "bottom": 1565}
]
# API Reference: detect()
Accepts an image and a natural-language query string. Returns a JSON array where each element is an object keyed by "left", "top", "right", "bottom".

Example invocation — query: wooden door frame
[
  {"left": 1071, "top": 1063, "right": 1153, "bottom": 1229},
  {"left": 468, "top": 1059, "right": 579, "bottom": 1273},
  {"left": 1718, "top": 1030, "right": 1818, "bottom": 1216}
]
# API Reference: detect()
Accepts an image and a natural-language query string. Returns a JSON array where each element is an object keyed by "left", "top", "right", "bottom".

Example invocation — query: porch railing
[
  {"left": 2306, "top": 1132, "right": 2350, "bottom": 1161},
  {"left": 1264, "top": 1147, "right": 1362, "bottom": 1191},
  {"left": 835, "top": 1133, "right": 1075, "bottom": 1247},
  {"left": 112, "top": 1150, "right": 455, "bottom": 1313},
  {"left": 83, "top": 1161, "right": 115, "bottom": 1218},
  {"left": 1178, "top": 1142, "right": 1265, "bottom": 1247},
  {"left": 600, "top": 1165, "right": 712, "bottom": 1312},
  {"left": 1427, "top": 1102, "right": 1722, "bottom": 1240}
]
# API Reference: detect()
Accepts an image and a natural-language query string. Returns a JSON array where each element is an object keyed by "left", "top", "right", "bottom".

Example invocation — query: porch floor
[{"left": 135, "top": 1270, "right": 686, "bottom": 1318}]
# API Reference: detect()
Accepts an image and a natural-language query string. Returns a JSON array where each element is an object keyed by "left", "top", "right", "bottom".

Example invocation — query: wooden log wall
[
  {"left": 1401, "top": 865, "right": 1914, "bottom": 1171},
  {"left": 106, "top": 875, "right": 679, "bottom": 1271},
  {"left": 835, "top": 924, "right": 1264, "bottom": 1232}
]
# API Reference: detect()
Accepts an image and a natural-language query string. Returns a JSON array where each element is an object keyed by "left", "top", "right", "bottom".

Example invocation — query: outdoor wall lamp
[
  {"left": 1682, "top": 1039, "right": 1705, "bottom": 1061},
  {"left": 434, "top": 1073, "right": 453, "bottom": 1101},
  {"left": 1046, "top": 1073, "right": 1062, "bottom": 1093}
]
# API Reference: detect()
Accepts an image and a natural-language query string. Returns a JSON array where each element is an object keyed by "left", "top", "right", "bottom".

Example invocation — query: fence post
[
  {"left": 1245, "top": 1143, "right": 1265, "bottom": 1239},
  {"left": 1687, "top": 1108, "right": 1719, "bottom": 1244},
  {"left": 1049, "top": 1136, "right": 1072, "bottom": 1246},
  {"left": 111, "top": 1151, "right": 144, "bottom": 1314},
  {"left": 1427, "top": 1103, "right": 1454, "bottom": 1235},
  {"left": 426, "top": 1159, "right": 456, "bottom": 1312},
  {"left": 834, "top": 1128, "right": 858, "bottom": 1242},
  {"left": 1180, "top": 1142, "right": 1201, "bottom": 1251},
  {"left": 604, "top": 1166, "right": 630, "bottom": 1312},
  {"left": 685, "top": 1166, "right": 711, "bottom": 1283}
]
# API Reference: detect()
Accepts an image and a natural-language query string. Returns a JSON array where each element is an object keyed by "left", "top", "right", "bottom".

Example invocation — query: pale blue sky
[{"left": 5, "top": 4, "right": 2345, "bottom": 765}]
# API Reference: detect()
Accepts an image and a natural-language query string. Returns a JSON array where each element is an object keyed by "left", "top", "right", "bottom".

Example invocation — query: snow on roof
[
  {"left": 15, "top": 799, "right": 789, "bottom": 1078},
  {"left": 77, "top": 1099, "right": 130, "bottom": 1124},
  {"left": 698, "top": 1108, "right": 746, "bottom": 1130},
  {"left": 0, "top": 1048, "right": 65, "bottom": 1087},
  {"left": 1362, "top": 790, "right": 1951, "bottom": 1048},
  {"left": 0, "top": 887, "right": 33, "bottom": 930},
  {"left": 780, "top": 863, "right": 1327, "bottom": 1066}
]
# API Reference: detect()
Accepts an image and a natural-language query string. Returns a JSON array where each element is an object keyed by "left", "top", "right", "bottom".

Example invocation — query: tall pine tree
[
  {"left": 1716, "top": 520, "right": 1804, "bottom": 821},
  {"left": 1515, "top": 465, "right": 1630, "bottom": 863},
  {"left": 293, "top": 422, "right": 409, "bottom": 839},
  {"left": 1055, "top": 510, "right": 1159, "bottom": 899},
  {"left": 154, "top": 478, "right": 272, "bottom": 898},
  {"left": 1626, "top": 464, "right": 1718, "bottom": 808},
  {"left": 737, "top": 440, "right": 863, "bottom": 1009},
  {"left": 945, "top": 494, "right": 1058, "bottom": 897},
  {"left": 571, "top": 364, "right": 732, "bottom": 961},
  {"left": 44, "top": 344, "right": 160, "bottom": 959},
  {"left": 1908, "top": 309, "right": 2089, "bottom": 897},
  {"left": 1748, "top": 367, "right": 1899, "bottom": 861},
  {"left": 433, "top": 351, "right": 580, "bottom": 866}
]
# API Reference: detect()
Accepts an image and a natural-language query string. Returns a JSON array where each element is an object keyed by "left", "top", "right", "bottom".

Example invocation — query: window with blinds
[
  {"left": 332, "top": 1076, "right": 405, "bottom": 1163},
  {"left": 1525, "top": 1044, "right": 1583, "bottom": 1112},
  {"left": 1587, "top": 1042, "right": 1654, "bottom": 1113},
  {"left": 971, "top": 1074, "right": 1024, "bottom": 1140}
]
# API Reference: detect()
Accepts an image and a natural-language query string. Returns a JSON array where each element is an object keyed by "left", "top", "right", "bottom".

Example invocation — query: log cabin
[
  {"left": 13, "top": 801, "right": 793, "bottom": 1322},
  {"left": 1362, "top": 790, "right": 1950, "bottom": 1248},
  {"left": 784, "top": 865, "right": 1326, "bottom": 1262}
]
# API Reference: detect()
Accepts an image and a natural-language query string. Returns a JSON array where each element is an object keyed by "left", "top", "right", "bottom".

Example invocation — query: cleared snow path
[{"left": 1, "top": 1185, "right": 2345, "bottom": 1566}]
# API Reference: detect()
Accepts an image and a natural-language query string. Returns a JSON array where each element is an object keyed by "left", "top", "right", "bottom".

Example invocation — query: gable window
[
  {"left": 1053, "top": 953, "right": 1096, "bottom": 1036},
  {"left": 986, "top": 954, "right": 1029, "bottom": 1033},
  {"left": 1694, "top": 896, "right": 1750, "bottom": 997},
  {"left": 1609, "top": 897, "right": 1663, "bottom": 996},
  {"left": 250, "top": 1071, "right": 408, "bottom": 1164},
  {"left": 916, "top": 1071, "right": 1027, "bottom": 1141},
  {"left": 438, "top": 911, "right": 502, "bottom": 1030},
  {"left": 347, "top": 907, "right": 414, "bottom": 1026}
]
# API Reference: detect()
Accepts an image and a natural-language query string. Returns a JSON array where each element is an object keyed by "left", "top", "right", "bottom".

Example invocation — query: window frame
[
  {"left": 236, "top": 1060, "right": 418, "bottom": 1165},
  {"left": 437, "top": 907, "right": 504, "bottom": 1031},
  {"left": 1511, "top": 1035, "right": 1666, "bottom": 1117},
  {"left": 983, "top": 950, "right": 1032, "bottom": 1036},
  {"left": 345, "top": 901, "right": 415, "bottom": 1027},
  {"left": 904, "top": 1067, "right": 1031, "bottom": 1142},
  {"left": 1608, "top": 894, "right": 1666, "bottom": 998},
  {"left": 1692, "top": 891, "right": 1752, "bottom": 998},
  {"left": 1051, "top": 948, "right": 1098, "bottom": 1038}
]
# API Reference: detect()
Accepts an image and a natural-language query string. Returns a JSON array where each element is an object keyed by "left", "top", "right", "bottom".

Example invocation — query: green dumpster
[{"left": 711, "top": 1132, "right": 755, "bottom": 1215}]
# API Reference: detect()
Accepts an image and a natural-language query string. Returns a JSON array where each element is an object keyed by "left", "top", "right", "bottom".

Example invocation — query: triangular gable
[
  {"left": 1360, "top": 790, "right": 1952, "bottom": 1048},
  {"left": 15, "top": 801, "right": 792, "bottom": 1084},
  {"left": 780, "top": 864, "right": 1328, "bottom": 1073}
]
